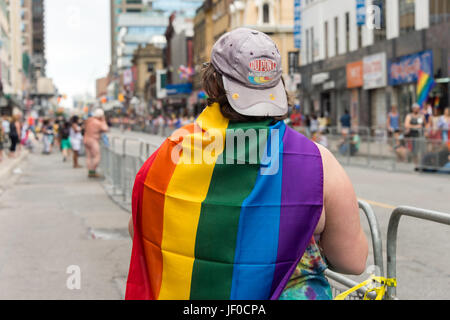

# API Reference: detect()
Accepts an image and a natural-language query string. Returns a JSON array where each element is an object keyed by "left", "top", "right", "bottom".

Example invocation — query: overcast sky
[{"left": 45, "top": 0, "right": 111, "bottom": 105}]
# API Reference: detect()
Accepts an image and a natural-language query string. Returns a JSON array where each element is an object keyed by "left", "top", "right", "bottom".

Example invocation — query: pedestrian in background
[
  {"left": 405, "top": 103, "right": 425, "bottom": 165},
  {"left": 2, "top": 115, "right": 10, "bottom": 145},
  {"left": 8, "top": 112, "right": 21, "bottom": 158},
  {"left": 438, "top": 107, "right": 450, "bottom": 143},
  {"left": 60, "top": 121, "right": 72, "bottom": 162},
  {"left": 340, "top": 109, "right": 351, "bottom": 135},
  {"left": 84, "top": 109, "right": 109, "bottom": 178},
  {"left": 70, "top": 116, "right": 83, "bottom": 169},
  {"left": 310, "top": 114, "right": 319, "bottom": 134},
  {"left": 387, "top": 105, "right": 400, "bottom": 137},
  {"left": 42, "top": 119, "right": 53, "bottom": 154},
  {"left": 0, "top": 121, "right": 4, "bottom": 162}
]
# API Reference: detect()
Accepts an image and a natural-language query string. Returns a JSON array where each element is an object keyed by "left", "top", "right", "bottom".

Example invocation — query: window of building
[
  {"left": 310, "top": 27, "right": 314, "bottom": 62},
  {"left": 345, "top": 12, "right": 350, "bottom": 52},
  {"left": 334, "top": 17, "right": 339, "bottom": 56},
  {"left": 261, "top": 2, "right": 271, "bottom": 24},
  {"left": 373, "top": 0, "right": 386, "bottom": 42},
  {"left": 288, "top": 51, "right": 299, "bottom": 75},
  {"left": 324, "top": 21, "right": 329, "bottom": 59},
  {"left": 430, "top": 0, "right": 450, "bottom": 25},
  {"left": 305, "top": 28, "right": 310, "bottom": 64},
  {"left": 399, "top": 0, "right": 416, "bottom": 35},
  {"left": 357, "top": 25, "right": 363, "bottom": 49}
]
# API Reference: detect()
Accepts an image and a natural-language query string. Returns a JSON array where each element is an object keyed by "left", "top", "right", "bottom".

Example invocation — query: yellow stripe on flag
[{"left": 158, "top": 104, "right": 228, "bottom": 300}]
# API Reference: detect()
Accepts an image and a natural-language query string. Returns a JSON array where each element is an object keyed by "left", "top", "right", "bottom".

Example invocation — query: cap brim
[{"left": 223, "top": 76, "right": 288, "bottom": 117}]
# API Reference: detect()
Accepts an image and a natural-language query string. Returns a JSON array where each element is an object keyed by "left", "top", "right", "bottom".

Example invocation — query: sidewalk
[
  {"left": 0, "top": 149, "right": 29, "bottom": 182},
  {"left": 0, "top": 147, "right": 132, "bottom": 299}
]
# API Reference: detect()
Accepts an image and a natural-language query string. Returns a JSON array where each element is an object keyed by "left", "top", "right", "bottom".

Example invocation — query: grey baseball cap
[{"left": 211, "top": 28, "right": 288, "bottom": 117}]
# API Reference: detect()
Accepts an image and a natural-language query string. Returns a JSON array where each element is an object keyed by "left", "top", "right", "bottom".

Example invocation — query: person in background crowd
[
  {"left": 312, "top": 130, "right": 328, "bottom": 148},
  {"left": 290, "top": 107, "right": 302, "bottom": 127},
  {"left": 422, "top": 103, "right": 433, "bottom": 135},
  {"left": 8, "top": 113, "right": 21, "bottom": 158},
  {"left": 304, "top": 114, "right": 311, "bottom": 137},
  {"left": 393, "top": 130, "right": 408, "bottom": 162},
  {"left": 310, "top": 114, "right": 319, "bottom": 135},
  {"left": 318, "top": 113, "right": 328, "bottom": 134},
  {"left": 340, "top": 110, "right": 351, "bottom": 135},
  {"left": 387, "top": 105, "right": 400, "bottom": 137},
  {"left": 42, "top": 119, "right": 54, "bottom": 155},
  {"left": 60, "top": 121, "right": 72, "bottom": 162},
  {"left": 0, "top": 120, "right": 4, "bottom": 162},
  {"left": 70, "top": 116, "right": 83, "bottom": 169},
  {"left": 2, "top": 115, "right": 10, "bottom": 149},
  {"left": 437, "top": 107, "right": 450, "bottom": 143},
  {"left": 84, "top": 109, "right": 109, "bottom": 178},
  {"left": 405, "top": 103, "right": 425, "bottom": 165}
]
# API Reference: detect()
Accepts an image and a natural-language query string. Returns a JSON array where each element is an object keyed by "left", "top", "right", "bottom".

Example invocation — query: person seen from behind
[
  {"left": 405, "top": 103, "right": 425, "bottom": 165},
  {"left": 125, "top": 28, "right": 368, "bottom": 301},
  {"left": 437, "top": 107, "right": 449, "bottom": 143},
  {"left": 60, "top": 121, "right": 72, "bottom": 162},
  {"left": 84, "top": 109, "right": 109, "bottom": 178},
  {"left": 8, "top": 113, "right": 21, "bottom": 158},
  {"left": 70, "top": 116, "right": 83, "bottom": 169},
  {"left": 340, "top": 109, "right": 351, "bottom": 135}
]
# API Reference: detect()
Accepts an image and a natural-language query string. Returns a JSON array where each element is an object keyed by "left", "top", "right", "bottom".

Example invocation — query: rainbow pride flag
[
  {"left": 125, "top": 103, "right": 323, "bottom": 300},
  {"left": 417, "top": 70, "right": 435, "bottom": 107}
]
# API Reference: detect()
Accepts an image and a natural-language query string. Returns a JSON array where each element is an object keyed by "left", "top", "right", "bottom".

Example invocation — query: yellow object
[
  {"left": 158, "top": 103, "right": 229, "bottom": 299},
  {"left": 232, "top": 93, "right": 239, "bottom": 100},
  {"left": 334, "top": 275, "right": 397, "bottom": 300},
  {"left": 270, "top": 94, "right": 275, "bottom": 101}
]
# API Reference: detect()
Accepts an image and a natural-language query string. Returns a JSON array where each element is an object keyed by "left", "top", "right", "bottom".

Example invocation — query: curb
[{"left": 0, "top": 150, "right": 29, "bottom": 183}]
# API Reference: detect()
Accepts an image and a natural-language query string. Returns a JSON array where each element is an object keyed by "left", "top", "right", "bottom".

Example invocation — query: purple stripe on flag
[{"left": 270, "top": 127, "right": 324, "bottom": 300}]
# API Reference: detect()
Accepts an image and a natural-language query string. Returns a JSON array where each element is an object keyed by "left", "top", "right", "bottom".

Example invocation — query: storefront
[
  {"left": 363, "top": 52, "right": 388, "bottom": 131},
  {"left": 346, "top": 61, "right": 364, "bottom": 128}
]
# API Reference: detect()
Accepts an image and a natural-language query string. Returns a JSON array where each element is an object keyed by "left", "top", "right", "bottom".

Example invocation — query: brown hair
[{"left": 201, "top": 63, "right": 290, "bottom": 123}]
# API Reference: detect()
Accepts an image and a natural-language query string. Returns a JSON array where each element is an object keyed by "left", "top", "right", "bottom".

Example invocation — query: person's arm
[
  {"left": 404, "top": 115, "right": 411, "bottom": 132},
  {"left": 101, "top": 118, "right": 109, "bottom": 132},
  {"left": 316, "top": 144, "right": 368, "bottom": 275},
  {"left": 128, "top": 216, "right": 134, "bottom": 238}
]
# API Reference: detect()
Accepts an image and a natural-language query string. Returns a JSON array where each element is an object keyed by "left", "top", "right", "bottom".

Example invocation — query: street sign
[
  {"left": 356, "top": 0, "right": 366, "bottom": 26},
  {"left": 294, "top": 0, "right": 302, "bottom": 49}
]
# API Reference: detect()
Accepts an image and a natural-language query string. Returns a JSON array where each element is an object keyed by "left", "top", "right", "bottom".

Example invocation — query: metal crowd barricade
[
  {"left": 99, "top": 135, "right": 161, "bottom": 212},
  {"left": 325, "top": 200, "right": 383, "bottom": 300},
  {"left": 385, "top": 206, "right": 450, "bottom": 300}
]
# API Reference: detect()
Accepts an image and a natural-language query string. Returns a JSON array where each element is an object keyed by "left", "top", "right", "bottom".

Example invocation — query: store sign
[
  {"left": 294, "top": 0, "right": 302, "bottom": 49},
  {"left": 323, "top": 81, "right": 335, "bottom": 90},
  {"left": 166, "top": 83, "right": 193, "bottom": 96},
  {"left": 363, "top": 52, "right": 387, "bottom": 90},
  {"left": 311, "top": 72, "right": 329, "bottom": 85},
  {"left": 388, "top": 50, "right": 433, "bottom": 86},
  {"left": 356, "top": 0, "right": 366, "bottom": 26},
  {"left": 347, "top": 61, "right": 364, "bottom": 88}
]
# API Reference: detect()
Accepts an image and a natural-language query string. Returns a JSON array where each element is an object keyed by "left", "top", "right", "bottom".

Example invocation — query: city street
[{"left": 0, "top": 130, "right": 448, "bottom": 299}]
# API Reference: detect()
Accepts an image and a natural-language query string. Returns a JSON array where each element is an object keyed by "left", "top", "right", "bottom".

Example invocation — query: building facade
[
  {"left": 297, "top": 0, "right": 450, "bottom": 130},
  {"left": 110, "top": 0, "right": 147, "bottom": 75},
  {"left": 229, "top": 0, "right": 297, "bottom": 77}
]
